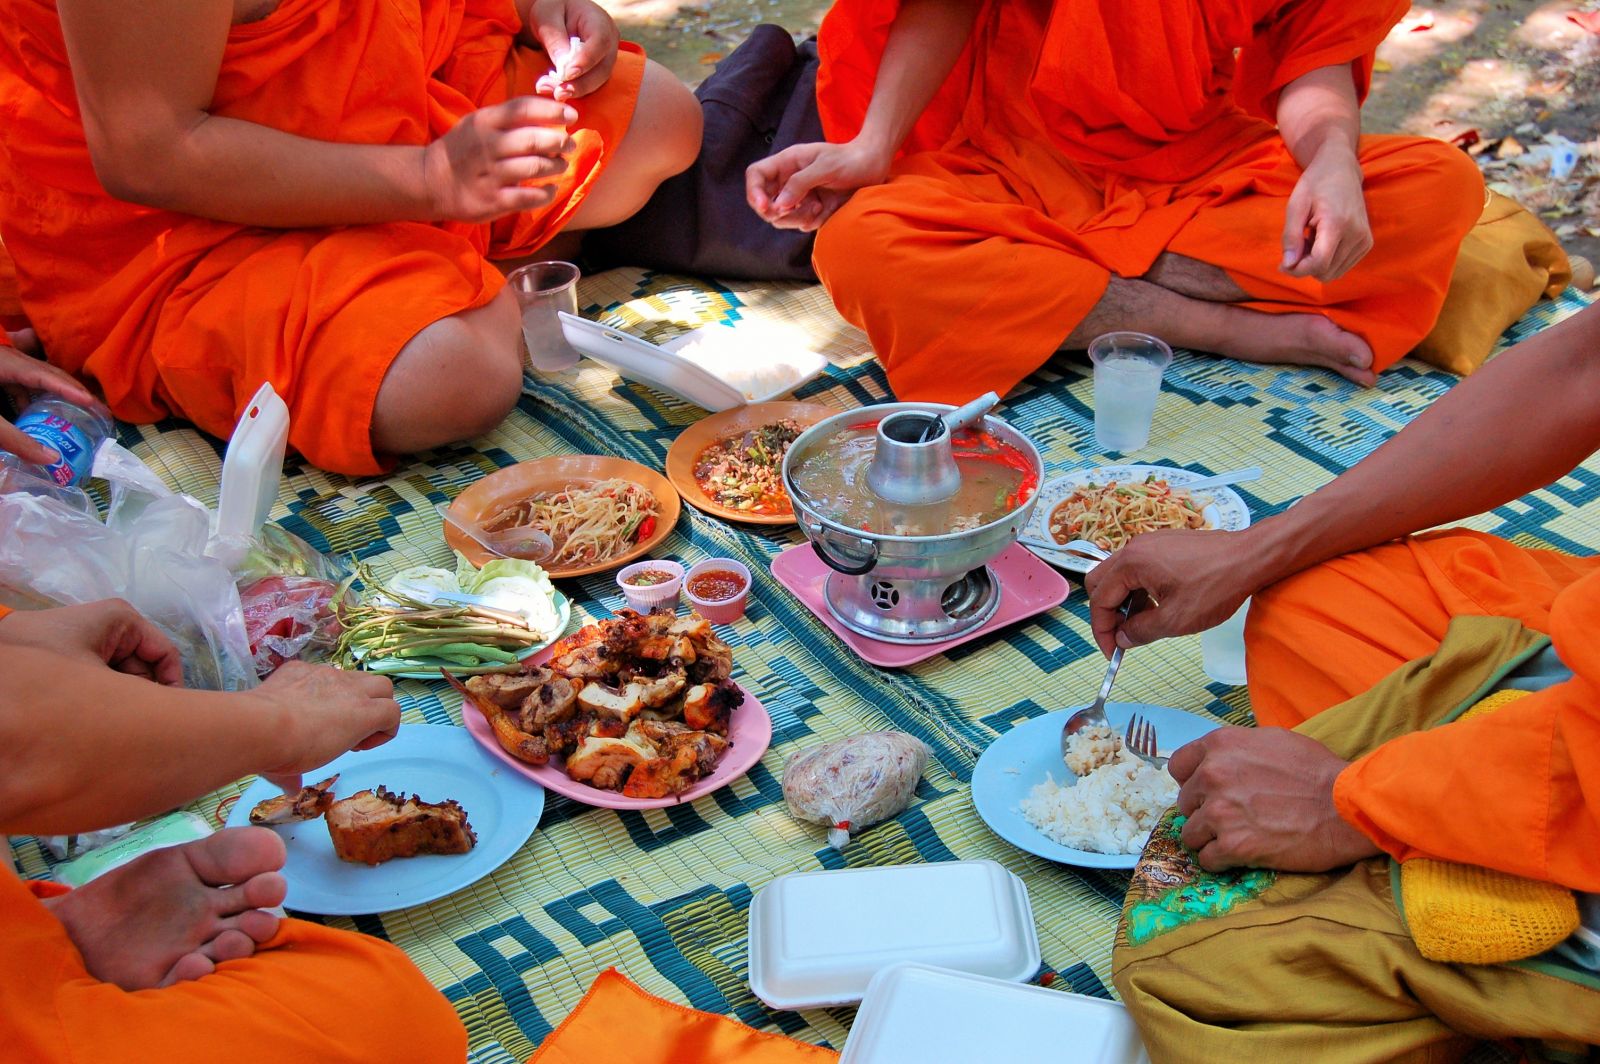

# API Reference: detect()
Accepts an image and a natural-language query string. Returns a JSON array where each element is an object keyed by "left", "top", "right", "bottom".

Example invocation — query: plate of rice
[{"left": 971, "top": 702, "right": 1221, "bottom": 869}]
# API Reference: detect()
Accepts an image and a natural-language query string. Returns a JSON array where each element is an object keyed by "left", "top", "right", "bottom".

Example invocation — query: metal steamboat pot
[{"left": 782, "top": 402, "right": 1043, "bottom": 644}]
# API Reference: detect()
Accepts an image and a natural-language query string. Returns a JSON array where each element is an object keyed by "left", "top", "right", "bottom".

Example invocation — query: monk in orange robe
[
  {"left": 747, "top": 0, "right": 1484, "bottom": 400},
  {"left": 0, "top": 599, "right": 468, "bottom": 1062},
  {"left": 1083, "top": 304, "right": 1600, "bottom": 1049},
  {"left": 0, "top": 0, "right": 701, "bottom": 475}
]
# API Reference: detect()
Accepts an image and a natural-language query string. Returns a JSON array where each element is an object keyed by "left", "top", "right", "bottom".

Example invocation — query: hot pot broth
[{"left": 790, "top": 422, "right": 1036, "bottom": 535}]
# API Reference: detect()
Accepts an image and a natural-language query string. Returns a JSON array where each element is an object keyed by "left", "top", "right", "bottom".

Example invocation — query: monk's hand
[
  {"left": 1171, "top": 726, "right": 1381, "bottom": 873},
  {"left": 252, "top": 661, "right": 402, "bottom": 792},
  {"left": 1083, "top": 528, "right": 1254, "bottom": 657},
  {"left": 0, "top": 339, "right": 108, "bottom": 466},
  {"left": 746, "top": 139, "right": 891, "bottom": 232},
  {"left": 426, "top": 97, "right": 578, "bottom": 223},
  {"left": 0, "top": 599, "right": 184, "bottom": 684},
  {"left": 1281, "top": 148, "right": 1373, "bottom": 282},
  {"left": 529, "top": 0, "right": 619, "bottom": 101}
]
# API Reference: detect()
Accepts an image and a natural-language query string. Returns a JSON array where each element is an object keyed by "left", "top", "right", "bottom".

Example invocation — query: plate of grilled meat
[
  {"left": 228, "top": 723, "right": 545, "bottom": 915},
  {"left": 453, "top": 608, "right": 773, "bottom": 810}
]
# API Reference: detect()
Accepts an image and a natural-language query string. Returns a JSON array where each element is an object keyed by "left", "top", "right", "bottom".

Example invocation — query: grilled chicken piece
[
  {"left": 452, "top": 672, "right": 550, "bottom": 764},
  {"left": 682, "top": 679, "right": 743, "bottom": 734},
  {"left": 526, "top": 674, "right": 580, "bottom": 728},
  {"left": 565, "top": 732, "right": 655, "bottom": 790},
  {"left": 248, "top": 774, "right": 340, "bottom": 825},
  {"left": 325, "top": 787, "right": 476, "bottom": 866},
  {"left": 470, "top": 672, "right": 542, "bottom": 710},
  {"left": 578, "top": 681, "right": 647, "bottom": 721},
  {"left": 622, "top": 732, "right": 730, "bottom": 799}
]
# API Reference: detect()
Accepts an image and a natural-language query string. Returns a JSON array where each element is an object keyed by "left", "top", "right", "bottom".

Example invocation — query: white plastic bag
[
  {"left": 0, "top": 441, "right": 257, "bottom": 690},
  {"left": 782, "top": 731, "right": 930, "bottom": 849}
]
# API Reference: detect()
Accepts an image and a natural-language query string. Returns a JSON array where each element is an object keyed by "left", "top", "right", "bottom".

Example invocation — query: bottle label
[{"left": 15, "top": 411, "right": 93, "bottom": 486}]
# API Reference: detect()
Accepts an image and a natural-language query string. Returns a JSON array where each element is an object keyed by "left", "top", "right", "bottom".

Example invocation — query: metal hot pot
[{"left": 782, "top": 401, "right": 1043, "bottom": 644}]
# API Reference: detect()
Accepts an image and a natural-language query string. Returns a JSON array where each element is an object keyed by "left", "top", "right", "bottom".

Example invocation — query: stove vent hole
[{"left": 869, "top": 581, "right": 901, "bottom": 610}]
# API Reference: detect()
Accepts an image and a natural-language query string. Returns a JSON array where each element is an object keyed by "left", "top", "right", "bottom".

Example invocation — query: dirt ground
[{"left": 599, "top": 0, "right": 1600, "bottom": 273}]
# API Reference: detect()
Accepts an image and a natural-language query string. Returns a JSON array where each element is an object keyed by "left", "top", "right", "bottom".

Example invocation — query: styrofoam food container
[
  {"left": 840, "top": 963, "right": 1150, "bottom": 1064},
  {"left": 747, "top": 860, "right": 1040, "bottom": 1010},
  {"left": 559, "top": 313, "right": 828, "bottom": 412}
]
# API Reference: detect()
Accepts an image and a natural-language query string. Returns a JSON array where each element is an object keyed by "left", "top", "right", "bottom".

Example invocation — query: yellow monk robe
[
  {"left": 0, "top": 0, "right": 644, "bottom": 475},
  {"left": 1, "top": 871, "right": 467, "bottom": 1063},
  {"left": 810, "top": 0, "right": 1486, "bottom": 403},
  {"left": 1247, "top": 529, "right": 1600, "bottom": 890}
]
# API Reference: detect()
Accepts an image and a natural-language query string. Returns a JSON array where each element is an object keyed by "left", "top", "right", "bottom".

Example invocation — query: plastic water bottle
[{"left": 1, "top": 393, "right": 114, "bottom": 489}]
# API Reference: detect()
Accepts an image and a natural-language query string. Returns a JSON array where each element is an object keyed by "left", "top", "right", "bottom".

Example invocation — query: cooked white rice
[{"left": 1019, "top": 748, "right": 1177, "bottom": 855}]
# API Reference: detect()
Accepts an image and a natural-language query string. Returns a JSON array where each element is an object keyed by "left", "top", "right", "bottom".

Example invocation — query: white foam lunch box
[
  {"left": 558, "top": 312, "right": 829, "bottom": 411},
  {"left": 840, "top": 963, "right": 1150, "bottom": 1064},
  {"left": 746, "top": 859, "right": 1041, "bottom": 1011}
]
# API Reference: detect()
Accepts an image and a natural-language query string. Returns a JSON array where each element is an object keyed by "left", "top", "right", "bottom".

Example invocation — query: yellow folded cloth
[
  {"left": 530, "top": 968, "right": 838, "bottom": 1064},
  {"left": 1399, "top": 689, "right": 1580, "bottom": 964}
]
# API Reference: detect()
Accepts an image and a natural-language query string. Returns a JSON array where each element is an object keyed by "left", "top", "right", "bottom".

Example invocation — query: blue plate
[
  {"left": 226, "top": 724, "right": 544, "bottom": 915},
  {"left": 971, "top": 702, "right": 1220, "bottom": 870}
]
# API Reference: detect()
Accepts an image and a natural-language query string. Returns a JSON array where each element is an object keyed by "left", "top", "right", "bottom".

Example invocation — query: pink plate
[
  {"left": 770, "top": 542, "right": 1071, "bottom": 669},
  {"left": 461, "top": 651, "right": 774, "bottom": 810}
]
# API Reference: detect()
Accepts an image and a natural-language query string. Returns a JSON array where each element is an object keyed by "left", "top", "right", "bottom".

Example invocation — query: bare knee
[
  {"left": 635, "top": 59, "right": 702, "bottom": 182},
  {"left": 371, "top": 288, "right": 523, "bottom": 455}
]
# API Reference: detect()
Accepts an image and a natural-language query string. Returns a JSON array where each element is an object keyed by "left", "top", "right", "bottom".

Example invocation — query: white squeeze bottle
[{"left": 1, "top": 393, "right": 115, "bottom": 488}]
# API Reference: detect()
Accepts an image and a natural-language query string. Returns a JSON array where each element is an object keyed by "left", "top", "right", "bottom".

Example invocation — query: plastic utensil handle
[{"left": 1183, "top": 466, "right": 1262, "bottom": 492}]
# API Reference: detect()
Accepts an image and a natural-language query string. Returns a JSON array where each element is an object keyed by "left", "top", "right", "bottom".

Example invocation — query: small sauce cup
[
  {"left": 683, "top": 558, "right": 752, "bottom": 624},
  {"left": 616, "top": 559, "right": 685, "bottom": 613}
]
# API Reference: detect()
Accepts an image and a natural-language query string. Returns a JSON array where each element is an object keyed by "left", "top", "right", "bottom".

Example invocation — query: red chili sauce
[
  {"left": 625, "top": 568, "right": 677, "bottom": 587},
  {"left": 687, "top": 569, "right": 746, "bottom": 602}
]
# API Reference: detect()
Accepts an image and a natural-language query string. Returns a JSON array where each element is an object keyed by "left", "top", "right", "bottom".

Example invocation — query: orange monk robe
[
  {"left": 1, "top": 870, "right": 467, "bottom": 1063},
  {"left": 0, "top": 0, "right": 645, "bottom": 475},
  {"left": 810, "top": 0, "right": 1486, "bottom": 403},
  {"left": 1246, "top": 529, "right": 1600, "bottom": 891}
]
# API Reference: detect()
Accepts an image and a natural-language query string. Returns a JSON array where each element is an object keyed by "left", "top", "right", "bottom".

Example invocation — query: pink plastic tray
[{"left": 769, "top": 542, "right": 1071, "bottom": 669}]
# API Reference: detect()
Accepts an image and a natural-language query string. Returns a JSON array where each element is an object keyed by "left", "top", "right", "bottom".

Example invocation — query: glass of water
[
  {"left": 1088, "top": 331, "right": 1173, "bottom": 453},
  {"left": 506, "top": 260, "right": 582, "bottom": 372},
  {"left": 1200, "top": 598, "right": 1251, "bottom": 686}
]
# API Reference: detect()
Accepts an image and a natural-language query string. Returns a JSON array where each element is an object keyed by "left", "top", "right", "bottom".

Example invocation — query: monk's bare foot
[
  {"left": 1216, "top": 311, "right": 1376, "bottom": 386},
  {"left": 43, "top": 826, "right": 287, "bottom": 990}
]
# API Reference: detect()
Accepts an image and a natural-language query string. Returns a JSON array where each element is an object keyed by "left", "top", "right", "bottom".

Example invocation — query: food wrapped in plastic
[{"left": 782, "top": 731, "right": 930, "bottom": 849}]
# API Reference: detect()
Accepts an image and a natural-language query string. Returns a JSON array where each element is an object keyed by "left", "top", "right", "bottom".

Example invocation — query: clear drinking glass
[
  {"left": 1200, "top": 598, "right": 1251, "bottom": 686},
  {"left": 1088, "top": 331, "right": 1173, "bottom": 453},
  {"left": 506, "top": 261, "right": 582, "bottom": 372}
]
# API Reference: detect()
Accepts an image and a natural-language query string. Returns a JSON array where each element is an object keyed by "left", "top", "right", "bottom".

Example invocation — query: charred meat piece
[
  {"left": 565, "top": 731, "right": 655, "bottom": 790},
  {"left": 682, "top": 679, "right": 743, "bottom": 734},
  {"left": 470, "top": 672, "right": 542, "bottom": 711},
  {"left": 455, "top": 672, "right": 550, "bottom": 764},
  {"left": 325, "top": 787, "right": 476, "bottom": 866},
  {"left": 622, "top": 732, "right": 731, "bottom": 799},
  {"left": 248, "top": 774, "right": 340, "bottom": 825},
  {"left": 525, "top": 674, "right": 580, "bottom": 728}
]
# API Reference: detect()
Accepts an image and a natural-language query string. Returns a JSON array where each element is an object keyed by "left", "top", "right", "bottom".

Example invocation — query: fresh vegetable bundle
[{"left": 332, "top": 557, "right": 564, "bottom": 676}]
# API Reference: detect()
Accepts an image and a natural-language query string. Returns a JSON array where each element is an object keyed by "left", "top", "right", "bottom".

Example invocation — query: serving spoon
[
  {"left": 1181, "top": 466, "right": 1262, "bottom": 494},
  {"left": 435, "top": 502, "right": 554, "bottom": 564}
]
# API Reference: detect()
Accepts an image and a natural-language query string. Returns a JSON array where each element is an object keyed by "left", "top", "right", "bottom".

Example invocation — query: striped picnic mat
[{"left": 13, "top": 274, "right": 1597, "bottom": 1062}]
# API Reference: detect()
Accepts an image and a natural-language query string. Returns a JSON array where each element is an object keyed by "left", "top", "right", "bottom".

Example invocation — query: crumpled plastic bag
[
  {"left": 781, "top": 731, "right": 930, "bottom": 849},
  {"left": 239, "top": 574, "right": 344, "bottom": 676},
  {"left": 0, "top": 441, "right": 274, "bottom": 690}
]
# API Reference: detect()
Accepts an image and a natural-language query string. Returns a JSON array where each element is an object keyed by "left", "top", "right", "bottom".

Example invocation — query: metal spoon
[
  {"left": 1018, "top": 535, "right": 1109, "bottom": 563},
  {"left": 1182, "top": 466, "right": 1262, "bottom": 494},
  {"left": 435, "top": 502, "right": 554, "bottom": 563},
  {"left": 1060, "top": 594, "right": 1140, "bottom": 759}
]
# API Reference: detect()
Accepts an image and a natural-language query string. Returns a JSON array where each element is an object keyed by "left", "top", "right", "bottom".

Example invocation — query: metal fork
[
  {"left": 1059, "top": 595, "right": 1136, "bottom": 764},
  {"left": 1123, "top": 712, "right": 1167, "bottom": 770}
]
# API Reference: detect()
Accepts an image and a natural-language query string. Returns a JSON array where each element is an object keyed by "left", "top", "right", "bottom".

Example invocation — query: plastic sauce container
[
  {"left": 683, "top": 558, "right": 751, "bottom": 624},
  {"left": 616, "top": 559, "right": 685, "bottom": 613}
]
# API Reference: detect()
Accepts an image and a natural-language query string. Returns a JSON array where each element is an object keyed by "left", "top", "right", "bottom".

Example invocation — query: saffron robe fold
[
  {"left": 810, "top": 0, "right": 1485, "bottom": 403},
  {"left": 0, "top": 0, "right": 644, "bottom": 474},
  {"left": 1, "top": 870, "right": 467, "bottom": 1063},
  {"left": 1247, "top": 529, "right": 1600, "bottom": 892}
]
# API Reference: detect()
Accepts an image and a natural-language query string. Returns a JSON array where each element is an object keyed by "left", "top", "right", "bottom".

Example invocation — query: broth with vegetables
[{"left": 789, "top": 422, "right": 1037, "bottom": 535}]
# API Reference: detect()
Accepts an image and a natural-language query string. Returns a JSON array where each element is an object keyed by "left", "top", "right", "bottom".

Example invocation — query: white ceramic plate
[
  {"left": 226, "top": 724, "right": 545, "bottom": 915},
  {"left": 971, "top": 702, "right": 1221, "bottom": 870},
  {"left": 1022, "top": 465, "right": 1252, "bottom": 574}
]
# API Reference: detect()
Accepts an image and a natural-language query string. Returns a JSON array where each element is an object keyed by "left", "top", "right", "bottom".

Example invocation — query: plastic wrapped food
[
  {"left": 782, "top": 731, "right": 930, "bottom": 849},
  {"left": 240, "top": 575, "right": 343, "bottom": 676}
]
